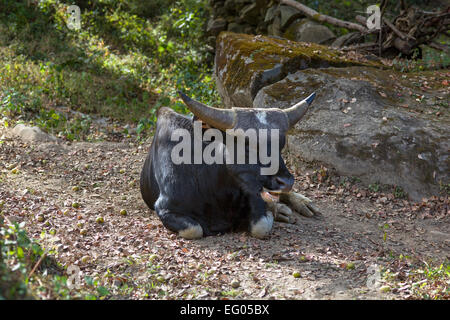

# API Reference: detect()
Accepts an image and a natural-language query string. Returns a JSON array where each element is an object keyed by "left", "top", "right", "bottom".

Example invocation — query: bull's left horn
[
  {"left": 284, "top": 92, "right": 316, "bottom": 129},
  {"left": 178, "top": 91, "right": 235, "bottom": 131}
]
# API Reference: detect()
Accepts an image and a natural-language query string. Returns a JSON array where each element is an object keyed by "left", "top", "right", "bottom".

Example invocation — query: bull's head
[{"left": 178, "top": 91, "right": 315, "bottom": 201}]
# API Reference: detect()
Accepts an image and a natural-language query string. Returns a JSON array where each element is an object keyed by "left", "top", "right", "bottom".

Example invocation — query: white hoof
[
  {"left": 178, "top": 224, "right": 203, "bottom": 239},
  {"left": 250, "top": 212, "right": 274, "bottom": 239}
]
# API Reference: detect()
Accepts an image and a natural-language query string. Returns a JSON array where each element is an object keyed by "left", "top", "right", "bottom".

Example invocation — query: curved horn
[
  {"left": 178, "top": 91, "right": 235, "bottom": 131},
  {"left": 284, "top": 92, "right": 316, "bottom": 129}
]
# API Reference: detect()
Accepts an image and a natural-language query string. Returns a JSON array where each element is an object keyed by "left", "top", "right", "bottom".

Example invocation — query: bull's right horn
[
  {"left": 178, "top": 91, "right": 235, "bottom": 131},
  {"left": 284, "top": 92, "right": 316, "bottom": 129}
]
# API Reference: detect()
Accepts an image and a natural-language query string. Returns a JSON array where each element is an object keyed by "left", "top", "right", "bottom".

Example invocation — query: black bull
[{"left": 140, "top": 92, "right": 316, "bottom": 239}]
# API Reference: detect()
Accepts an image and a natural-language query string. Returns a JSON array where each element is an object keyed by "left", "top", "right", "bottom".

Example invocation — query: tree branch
[
  {"left": 277, "top": 0, "right": 368, "bottom": 33},
  {"left": 383, "top": 17, "right": 415, "bottom": 40}
]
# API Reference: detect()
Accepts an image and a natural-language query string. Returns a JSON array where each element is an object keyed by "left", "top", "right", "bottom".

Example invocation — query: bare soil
[{"left": 0, "top": 125, "right": 448, "bottom": 300}]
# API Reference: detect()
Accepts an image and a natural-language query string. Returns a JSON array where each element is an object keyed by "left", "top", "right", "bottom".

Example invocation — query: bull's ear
[
  {"left": 284, "top": 92, "right": 316, "bottom": 129},
  {"left": 178, "top": 91, "right": 235, "bottom": 131}
]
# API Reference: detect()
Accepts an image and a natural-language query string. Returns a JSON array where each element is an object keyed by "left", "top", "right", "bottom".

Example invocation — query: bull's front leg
[
  {"left": 248, "top": 195, "right": 274, "bottom": 239},
  {"left": 262, "top": 192, "right": 323, "bottom": 224},
  {"left": 280, "top": 192, "right": 322, "bottom": 219},
  {"left": 265, "top": 201, "right": 295, "bottom": 223}
]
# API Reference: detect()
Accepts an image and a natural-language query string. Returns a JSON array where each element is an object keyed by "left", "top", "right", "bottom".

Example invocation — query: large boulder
[
  {"left": 215, "top": 32, "right": 381, "bottom": 109},
  {"left": 254, "top": 67, "right": 449, "bottom": 200},
  {"left": 284, "top": 19, "right": 336, "bottom": 45},
  {"left": 215, "top": 33, "right": 449, "bottom": 200},
  {"left": 279, "top": 5, "right": 303, "bottom": 30}
]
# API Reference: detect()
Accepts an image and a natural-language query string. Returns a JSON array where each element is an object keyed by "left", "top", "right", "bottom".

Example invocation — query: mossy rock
[{"left": 215, "top": 32, "right": 382, "bottom": 109}]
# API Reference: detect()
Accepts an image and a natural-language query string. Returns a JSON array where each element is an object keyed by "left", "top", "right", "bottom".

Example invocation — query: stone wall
[{"left": 206, "top": 0, "right": 337, "bottom": 48}]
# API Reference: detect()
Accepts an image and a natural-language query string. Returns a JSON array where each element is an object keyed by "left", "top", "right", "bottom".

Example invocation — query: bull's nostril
[{"left": 275, "top": 177, "right": 293, "bottom": 191}]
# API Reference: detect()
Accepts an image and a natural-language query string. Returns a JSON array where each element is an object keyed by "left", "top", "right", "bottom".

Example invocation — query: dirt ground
[{"left": 0, "top": 125, "right": 448, "bottom": 300}]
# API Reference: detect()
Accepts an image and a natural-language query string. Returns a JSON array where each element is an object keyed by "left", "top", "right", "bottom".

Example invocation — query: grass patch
[
  {"left": 382, "top": 256, "right": 449, "bottom": 300},
  {"left": 0, "top": 215, "right": 112, "bottom": 299}
]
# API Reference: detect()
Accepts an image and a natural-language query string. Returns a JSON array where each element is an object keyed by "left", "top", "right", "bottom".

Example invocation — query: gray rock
[
  {"left": 227, "top": 22, "right": 247, "bottom": 34},
  {"left": 279, "top": 5, "right": 303, "bottom": 30},
  {"left": 224, "top": 0, "right": 238, "bottom": 13},
  {"left": 11, "top": 124, "right": 58, "bottom": 143},
  {"left": 215, "top": 32, "right": 376, "bottom": 109},
  {"left": 264, "top": 5, "right": 278, "bottom": 23},
  {"left": 213, "top": 6, "right": 227, "bottom": 18},
  {"left": 207, "top": 17, "right": 228, "bottom": 36},
  {"left": 284, "top": 19, "right": 335, "bottom": 45},
  {"left": 240, "top": 3, "right": 260, "bottom": 26},
  {"left": 267, "top": 14, "right": 282, "bottom": 37},
  {"left": 253, "top": 68, "right": 449, "bottom": 200},
  {"left": 331, "top": 32, "right": 361, "bottom": 48}
]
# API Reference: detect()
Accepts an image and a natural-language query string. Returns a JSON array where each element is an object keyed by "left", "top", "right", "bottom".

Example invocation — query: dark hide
[{"left": 140, "top": 106, "right": 295, "bottom": 237}]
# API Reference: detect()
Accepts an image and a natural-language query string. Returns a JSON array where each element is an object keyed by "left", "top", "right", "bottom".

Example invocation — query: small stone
[
  {"left": 231, "top": 280, "right": 240, "bottom": 288},
  {"left": 380, "top": 286, "right": 391, "bottom": 293},
  {"left": 346, "top": 262, "right": 356, "bottom": 270}
]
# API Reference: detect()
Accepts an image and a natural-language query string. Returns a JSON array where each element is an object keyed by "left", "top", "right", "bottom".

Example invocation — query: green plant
[
  {"left": 393, "top": 186, "right": 406, "bottom": 199},
  {"left": 0, "top": 214, "right": 113, "bottom": 299},
  {"left": 382, "top": 258, "right": 449, "bottom": 300},
  {"left": 369, "top": 182, "right": 380, "bottom": 193}
]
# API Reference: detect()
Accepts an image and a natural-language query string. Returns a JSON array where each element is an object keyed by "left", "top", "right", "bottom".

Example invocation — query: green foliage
[
  {"left": 368, "top": 182, "right": 380, "bottom": 193},
  {"left": 383, "top": 259, "right": 449, "bottom": 300},
  {"left": 393, "top": 186, "right": 406, "bottom": 199},
  {"left": 0, "top": 0, "right": 217, "bottom": 141},
  {"left": 0, "top": 214, "right": 113, "bottom": 299},
  {"left": 393, "top": 45, "right": 450, "bottom": 72},
  {"left": 0, "top": 215, "right": 55, "bottom": 299}
]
